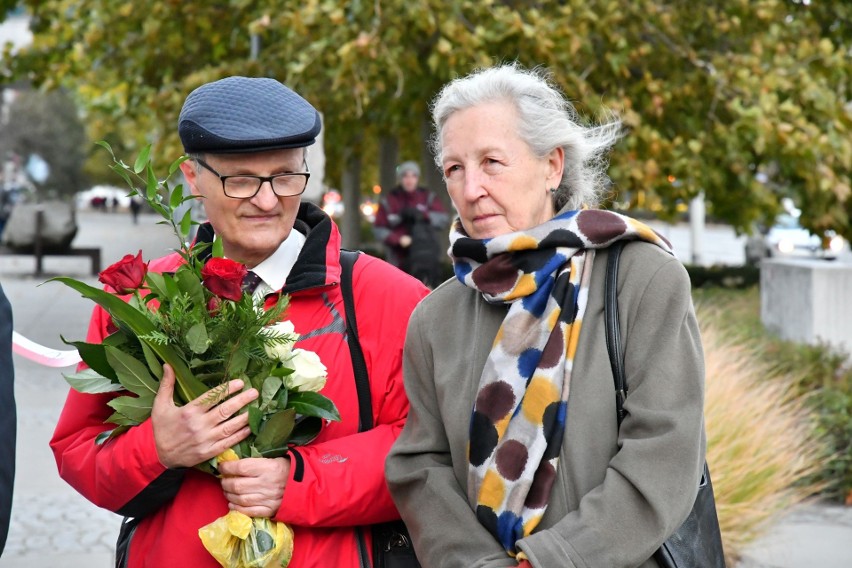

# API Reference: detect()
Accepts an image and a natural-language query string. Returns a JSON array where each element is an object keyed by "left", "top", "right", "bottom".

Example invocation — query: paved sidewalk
[
  {"left": 1, "top": 210, "right": 175, "bottom": 567},
  {"left": 1, "top": 210, "right": 850, "bottom": 567}
]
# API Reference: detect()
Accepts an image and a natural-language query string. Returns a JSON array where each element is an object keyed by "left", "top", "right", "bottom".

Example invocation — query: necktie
[{"left": 242, "top": 270, "right": 263, "bottom": 294}]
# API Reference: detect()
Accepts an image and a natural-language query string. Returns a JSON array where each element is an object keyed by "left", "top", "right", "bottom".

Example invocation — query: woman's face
[{"left": 440, "top": 100, "right": 563, "bottom": 240}]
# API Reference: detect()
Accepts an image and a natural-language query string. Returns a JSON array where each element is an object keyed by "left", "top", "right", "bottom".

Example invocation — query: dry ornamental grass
[{"left": 699, "top": 317, "right": 825, "bottom": 565}]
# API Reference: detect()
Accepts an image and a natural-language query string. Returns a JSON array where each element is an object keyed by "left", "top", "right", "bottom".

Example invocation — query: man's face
[
  {"left": 400, "top": 171, "right": 419, "bottom": 192},
  {"left": 181, "top": 148, "right": 305, "bottom": 268}
]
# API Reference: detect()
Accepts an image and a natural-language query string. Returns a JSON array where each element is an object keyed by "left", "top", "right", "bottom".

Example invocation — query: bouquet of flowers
[{"left": 53, "top": 144, "right": 339, "bottom": 568}]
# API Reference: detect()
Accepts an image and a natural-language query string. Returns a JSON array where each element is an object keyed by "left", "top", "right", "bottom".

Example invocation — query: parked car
[{"left": 745, "top": 214, "right": 846, "bottom": 264}]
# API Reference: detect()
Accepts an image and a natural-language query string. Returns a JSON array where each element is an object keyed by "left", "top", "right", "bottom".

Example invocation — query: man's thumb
[{"left": 156, "top": 363, "right": 176, "bottom": 403}]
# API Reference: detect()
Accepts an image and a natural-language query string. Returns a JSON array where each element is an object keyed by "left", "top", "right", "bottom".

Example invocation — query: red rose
[
  {"left": 201, "top": 258, "right": 247, "bottom": 302},
  {"left": 99, "top": 250, "right": 147, "bottom": 294}
]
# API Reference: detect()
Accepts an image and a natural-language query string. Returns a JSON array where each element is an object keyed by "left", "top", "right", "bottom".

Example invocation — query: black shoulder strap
[
  {"left": 340, "top": 249, "right": 381, "bottom": 568},
  {"left": 339, "top": 249, "right": 373, "bottom": 432},
  {"left": 604, "top": 240, "right": 628, "bottom": 427}
]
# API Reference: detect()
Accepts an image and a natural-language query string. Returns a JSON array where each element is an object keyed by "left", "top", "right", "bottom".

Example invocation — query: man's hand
[
  {"left": 152, "top": 364, "right": 257, "bottom": 469},
  {"left": 219, "top": 457, "right": 290, "bottom": 518},
  {"left": 399, "top": 235, "right": 412, "bottom": 248}
]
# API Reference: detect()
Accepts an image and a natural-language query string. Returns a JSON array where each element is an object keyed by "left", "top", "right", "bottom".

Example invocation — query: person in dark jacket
[
  {"left": 0, "top": 281, "right": 16, "bottom": 556},
  {"left": 51, "top": 77, "right": 429, "bottom": 568},
  {"left": 374, "top": 161, "right": 448, "bottom": 287}
]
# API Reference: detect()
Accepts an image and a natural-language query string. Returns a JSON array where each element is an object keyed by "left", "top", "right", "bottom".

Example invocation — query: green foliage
[
  {"left": 806, "top": 387, "right": 852, "bottom": 502},
  {"left": 694, "top": 286, "right": 852, "bottom": 502},
  {"left": 684, "top": 264, "right": 760, "bottom": 289},
  {"left": 5, "top": 1, "right": 851, "bottom": 237}
]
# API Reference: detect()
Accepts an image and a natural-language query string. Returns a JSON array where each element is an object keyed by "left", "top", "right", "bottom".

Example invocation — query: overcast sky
[{"left": 0, "top": 13, "right": 32, "bottom": 55}]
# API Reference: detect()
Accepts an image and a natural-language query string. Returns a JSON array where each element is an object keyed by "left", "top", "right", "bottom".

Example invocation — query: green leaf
[
  {"left": 60, "top": 336, "right": 117, "bottom": 380},
  {"left": 146, "top": 163, "right": 159, "bottom": 201},
  {"left": 254, "top": 527, "right": 275, "bottom": 553},
  {"left": 107, "top": 392, "right": 154, "bottom": 423},
  {"left": 102, "top": 330, "right": 130, "bottom": 348},
  {"left": 140, "top": 341, "right": 163, "bottom": 379},
  {"left": 275, "top": 386, "right": 289, "bottom": 409},
  {"left": 169, "top": 155, "right": 190, "bottom": 176},
  {"left": 48, "top": 276, "right": 207, "bottom": 403},
  {"left": 162, "top": 272, "right": 181, "bottom": 299},
  {"left": 110, "top": 163, "right": 134, "bottom": 188},
  {"left": 169, "top": 181, "right": 183, "bottom": 209},
  {"left": 185, "top": 322, "right": 210, "bottom": 354},
  {"left": 288, "top": 392, "right": 340, "bottom": 421},
  {"left": 254, "top": 408, "right": 296, "bottom": 452},
  {"left": 106, "top": 410, "right": 142, "bottom": 426},
  {"left": 175, "top": 267, "right": 206, "bottom": 307},
  {"left": 261, "top": 376, "right": 283, "bottom": 406},
  {"left": 228, "top": 350, "right": 249, "bottom": 378},
  {"left": 95, "top": 140, "right": 113, "bottom": 154},
  {"left": 145, "top": 272, "right": 169, "bottom": 299},
  {"left": 179, "top": 207, "right": 193, "bottom": 241},
  {"left": 212, "top": 235, "right": 224, "bottom": 258},
  {"left": 288, "top": 416, "right": 323, "bottom": 446},
  {"left": 248, "top": 404, "right": 262, "bottom": 435},
  {"left": 133, "top": 144, "right": 151, "bottom": 174},
  {"left": 95, "top": 426, "right": 130, "bottom": 445},
  {"left": 63, "top": 368, "right": 123, "bottom": 393},
  {"left": 105, "top": 346, "right": 159, "bottom": 397},
  {"left": 269, "top": 366, "right": 295, "bottom": 377}
]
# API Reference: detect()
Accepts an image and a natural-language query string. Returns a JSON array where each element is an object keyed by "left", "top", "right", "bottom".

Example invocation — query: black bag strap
[
  {"left": 340, "top": 249, "right": 377, "bottom": 568},
  {"left": 340, "top": 249, "right": 373, "bottom": 432},
  {"left": 604, "top": 240, "right": 629, "bottom": 427}
]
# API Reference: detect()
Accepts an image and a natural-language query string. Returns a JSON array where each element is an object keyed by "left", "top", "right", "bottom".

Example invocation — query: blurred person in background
[{"left": 374, "top": 161, "right": 448, "bottom": 287}]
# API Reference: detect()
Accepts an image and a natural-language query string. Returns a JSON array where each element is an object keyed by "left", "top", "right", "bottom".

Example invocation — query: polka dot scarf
[{"left": 450, "top": 208, "right": 671, "bottom": 555}]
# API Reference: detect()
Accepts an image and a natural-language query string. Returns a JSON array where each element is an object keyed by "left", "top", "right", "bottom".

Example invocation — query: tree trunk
[
  {"left": 420, "top": 117, "right": 447, "bottom": 210},
  {"left": 379, "top": 135, "right": 398, "bottom": 195},
  {"left": 421, "top": 116, "right": 452, "bottom": 261},
  {"left": 341, "top": 147, "right": 362, "bottom": 250}
]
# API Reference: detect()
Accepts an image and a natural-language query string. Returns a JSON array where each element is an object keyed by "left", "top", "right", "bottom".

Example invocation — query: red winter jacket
[{"left": 51, "top": 203, "right": 429, "bottom": 568}]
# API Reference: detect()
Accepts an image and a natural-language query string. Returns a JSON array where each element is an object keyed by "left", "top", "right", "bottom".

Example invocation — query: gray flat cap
[{"left": 178, "top": 76, "right": 322, "bottom": 154}]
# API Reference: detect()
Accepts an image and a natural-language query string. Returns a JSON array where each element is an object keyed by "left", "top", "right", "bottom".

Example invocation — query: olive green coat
[{"left": 386, "top": 242, "right": 706, "bottom": 568}]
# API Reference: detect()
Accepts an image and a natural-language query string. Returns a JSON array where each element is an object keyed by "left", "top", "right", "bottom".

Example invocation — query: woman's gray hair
[{"left": 429, "top": 63, "right": 623, "bottom": 210}]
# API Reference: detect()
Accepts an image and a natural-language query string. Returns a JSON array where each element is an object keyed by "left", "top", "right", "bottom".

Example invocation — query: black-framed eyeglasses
[{"left": 195, "top": 158, "right": 311, "bottom": 199}]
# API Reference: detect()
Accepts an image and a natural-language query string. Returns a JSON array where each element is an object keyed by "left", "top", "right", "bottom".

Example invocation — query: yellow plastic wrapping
[
  {"left": 199, "top": 512, "right": 294, "bottom": 568},
  {"left": 199, "top": 451, "right": 295, "bottom": 567}
]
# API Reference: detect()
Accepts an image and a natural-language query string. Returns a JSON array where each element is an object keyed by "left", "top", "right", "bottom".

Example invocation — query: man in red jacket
[{"left": 51, "top": 77, "right": 429, "bottom": 568}]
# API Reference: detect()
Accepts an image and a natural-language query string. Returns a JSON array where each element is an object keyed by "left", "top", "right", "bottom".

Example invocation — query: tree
[
  {"left": 4, "top": 0, "right": 850, "bottom": 239},
  {"left": 0, "top": 88, "right": 88, "bottom": 199}
]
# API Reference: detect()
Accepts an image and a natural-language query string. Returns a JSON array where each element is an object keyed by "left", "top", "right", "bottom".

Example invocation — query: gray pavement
[
  {"left": 1, "top": 209, "right": 177, "bottom": 567},
  {"left": 0, "top": 209, "right": 850, "bottom": 567}
]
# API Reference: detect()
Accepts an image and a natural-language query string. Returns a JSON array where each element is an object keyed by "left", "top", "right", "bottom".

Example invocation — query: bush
[
  {"left": 685, "top": 264, "right": 760, "bottom": 289},
  {"left": 694, "top": 287, "right": 852, "bottom": 503},
  {"left": 699, "top": 318, "right": 825, "bottom": 564}
]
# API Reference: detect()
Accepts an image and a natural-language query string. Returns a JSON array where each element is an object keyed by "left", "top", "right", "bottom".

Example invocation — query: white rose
[
  {"left": 285, "top": 348, "right": 328, "bottom": 392},
  {"left": 264, "top": 320, "right": 299, "bottom": 361}
]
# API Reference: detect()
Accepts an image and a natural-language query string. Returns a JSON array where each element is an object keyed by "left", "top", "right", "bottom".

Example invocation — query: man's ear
[{"left": 180, "top": 159, "right": 201, "bottom": 197}]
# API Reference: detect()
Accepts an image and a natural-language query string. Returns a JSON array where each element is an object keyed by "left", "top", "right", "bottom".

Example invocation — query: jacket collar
[{"left": 196, "top": 202, "right": 342, "bottom": 294}]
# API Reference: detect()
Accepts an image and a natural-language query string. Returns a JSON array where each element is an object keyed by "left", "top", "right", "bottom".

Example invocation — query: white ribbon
[{"left": 12, "top": 331, "right": 82, "bottom": 367}]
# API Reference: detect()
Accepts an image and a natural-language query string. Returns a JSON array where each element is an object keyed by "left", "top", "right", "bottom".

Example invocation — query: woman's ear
[{"left": 546, "top": 147, "right": 565, "bottom": 187}]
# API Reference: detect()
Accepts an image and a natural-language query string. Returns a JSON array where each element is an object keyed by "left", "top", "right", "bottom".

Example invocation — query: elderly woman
[{"left": 385, "top": 64, "right": 706, "bottom": 567}]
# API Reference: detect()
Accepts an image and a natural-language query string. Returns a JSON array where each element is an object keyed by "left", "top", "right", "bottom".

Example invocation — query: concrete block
[{"left": 761, "top": 258, "right": 852, "bottom": 354}]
